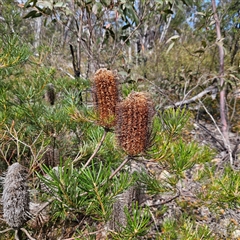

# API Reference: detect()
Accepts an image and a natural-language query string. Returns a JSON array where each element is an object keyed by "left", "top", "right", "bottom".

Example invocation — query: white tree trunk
[
  {"left": 33, "top": 17, "right": 42, "bottom": 50},
  {"left": 160, "top": 13, "right": 173, "bottom": 43}
]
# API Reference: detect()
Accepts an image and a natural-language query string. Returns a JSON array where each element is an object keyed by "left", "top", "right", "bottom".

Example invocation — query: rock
[{"left": 232, "top": 229, "right": 240, "bottom": 239}]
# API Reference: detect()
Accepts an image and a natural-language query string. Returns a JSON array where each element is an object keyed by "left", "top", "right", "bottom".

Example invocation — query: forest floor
[{"left": 142, "top": 119, "right": 240, "bottom": 239}]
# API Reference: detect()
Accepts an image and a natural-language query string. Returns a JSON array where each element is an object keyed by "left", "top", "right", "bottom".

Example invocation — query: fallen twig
[
  {"left": 197, "top": 123, "right": 226, "bottom": 151},
  {"left": 0, "top": 228, "right": 12, "bottom": 234},
  {"left": 20, "top": 228, "right": 36, "bottom": 240},
  {"left": 144, "top": 188, "right": 180, "bottom": 207}
]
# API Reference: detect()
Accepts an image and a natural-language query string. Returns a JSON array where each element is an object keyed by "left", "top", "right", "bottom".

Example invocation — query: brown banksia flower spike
[
  {"left": 44, "top": 83, "right": 56, "bottom": 105},
  {"left": 116, "top": 91, "right": 154, "bottom": 156},
  {"left": 2, "top": 162, "right": 30, "bottom": 229},
  {"left": 92, "top": 68, "right": 119, "bottom": 129}
]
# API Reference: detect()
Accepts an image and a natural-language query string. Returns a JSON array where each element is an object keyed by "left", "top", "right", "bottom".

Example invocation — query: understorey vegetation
[{"left": 0, "top": 0, "right": 239, "bottom": 239}]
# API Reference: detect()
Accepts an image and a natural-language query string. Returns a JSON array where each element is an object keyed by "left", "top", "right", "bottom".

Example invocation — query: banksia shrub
[
  {"left": 92, "top": 68, "right": 119, "bottom": 129},
  {"left": 116, "top": 92, "right": 154, "bottom": 156},
  {"left": 2, "top": 162, "right": 30, "bottom": 229}
]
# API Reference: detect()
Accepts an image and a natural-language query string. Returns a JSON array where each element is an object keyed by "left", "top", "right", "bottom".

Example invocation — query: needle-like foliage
[{"left": 38, "top": 160, "right": 134, "bottom": 222}]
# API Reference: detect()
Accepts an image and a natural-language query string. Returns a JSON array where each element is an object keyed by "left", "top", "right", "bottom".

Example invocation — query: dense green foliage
[{"left": 0, "top": 0, "right": 239, "bottom": 239}]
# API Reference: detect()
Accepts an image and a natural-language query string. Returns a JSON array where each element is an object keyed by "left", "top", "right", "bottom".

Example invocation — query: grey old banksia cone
[{"left": 2, "top": 162, "right": 30, "bottom": 229}]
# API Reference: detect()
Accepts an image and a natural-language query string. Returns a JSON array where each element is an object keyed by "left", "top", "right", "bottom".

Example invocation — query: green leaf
[
  {"left": 36, "top": 1, "right": 53, "bottom": 10},
  {"left": 155, "top": 0, "right": 163, "bottom": 4},
  {"left": 181, "top": 0, "right": 193, "bottom": 6},
  {"left": 166, "top": 35, "right": 180, "bottom": 44},
  {"left": 24, "top": 0, "right": 37, "bottom": 8},
  {"left": 170, "top": 140, "right": 200, "bottom": 175},
  {"left": 106, "top": 28, "right": 115, "bottom": 40},
  {"left": 23, "top": 10, "right": 41, "bottom": 19},
  {"left": 195, "top": 11, "right": 206, "bottom": 16},
  {"left": 120, "top": 35, "right": 130, "bottom": 44},
  {"left": 194, "top": 49, "right": 205, "bottom": 54},
  {"left": 100, "top": 0, "right": 111, "bottom": 7},
  {"left": 201, "top": 40, "right": 207, "bottom": 48},
  {"left": 117, "top": 203, "right": 151, "bottom": 238},
  {"left": 166, "top": 41, "right": 175, "bottom": 53},
  {"left": 122, "top": 24, "right": 131, "bottom": 30},
  {"left": 123, "top": 3, "right": 139, "bottom": 25},
  {"left": 163, "top": 9, "right": 174, "bottom": 15},
  {"left": 92, "top": 2, "right": 102, "bottom": 15},
  {"left": 54, "top": 2, "right": 67, "bottom": 8},
  {"left": 161, "top": 108, "right": 190, "bottom": 136}
]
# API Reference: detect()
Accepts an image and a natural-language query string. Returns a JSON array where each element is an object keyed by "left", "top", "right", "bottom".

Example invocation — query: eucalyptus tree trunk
[
  {"left": 160, "top": 12, "right": 173, "bottom": 43},
  {"left": 62, "top": 0, "right": 74, "bottom": 47},
  {"left": 211, "top": 0, "right": 229, "bottom": 145},
  {"left": 33, "top": 17, "right": 42, "bottom": 50},
  {"left": 77, "top": 8, "right": 83, "bottom": 77},
  {"left": 62, "top": 17, "right": 72, "bottom": 47},
  {"left": 160, "top": 3, "right": 174, "bottom": 43}
]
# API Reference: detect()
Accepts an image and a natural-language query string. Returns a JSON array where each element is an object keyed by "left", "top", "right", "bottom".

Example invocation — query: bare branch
[
  {"left": 199, "top": 100, "right": 233, "bottom": 166},
  {"left": 109, "top": 156, "right": 130, "bottom": 180},
  {"left": 164, "top": 86, "right": 218, "bottom": 109},
  {"left": 20, "top": 228, "right": 36, "bottom": 240},
  {"left": 0, "top": 228, "right": 12, "bottom": 234},
  {"left": 197, "top": 123, "right": 226, "bottom": 151}
]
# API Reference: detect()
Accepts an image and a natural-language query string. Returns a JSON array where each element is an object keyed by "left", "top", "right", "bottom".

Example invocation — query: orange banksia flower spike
[
  {"left": 92, "top": 68, "right": 119, "bottom": 129},
  {"left": 116, "top": 91, "right": 155, "bottom": 156}
]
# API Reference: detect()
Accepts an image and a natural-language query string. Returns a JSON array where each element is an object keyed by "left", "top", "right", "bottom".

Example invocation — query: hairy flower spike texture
[
  {"left": 92, "top": 68, "right": 119, "bottom": 128},
  {"left": 116, "top": 91, "right": 154, "bottom": 156},
  {"left": 2, "top": 162, "right": 30, "bottom": 229}
]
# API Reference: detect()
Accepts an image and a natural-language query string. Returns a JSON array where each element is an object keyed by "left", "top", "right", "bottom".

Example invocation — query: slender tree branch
[
  {"left": 31, "top": 200, "right": 53, "bottom": 217},
  {"left": 110, "top": 0, "right": 150, "bottom": 65},
  {"left": 165, "top": 86, "right": 218, "bottom": 109},
  {"left": 199, "top": 100, "right": 233, "bottom": 165},
  {"left": 109, "top": 156, "right": 130, "bottom": 180}
]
